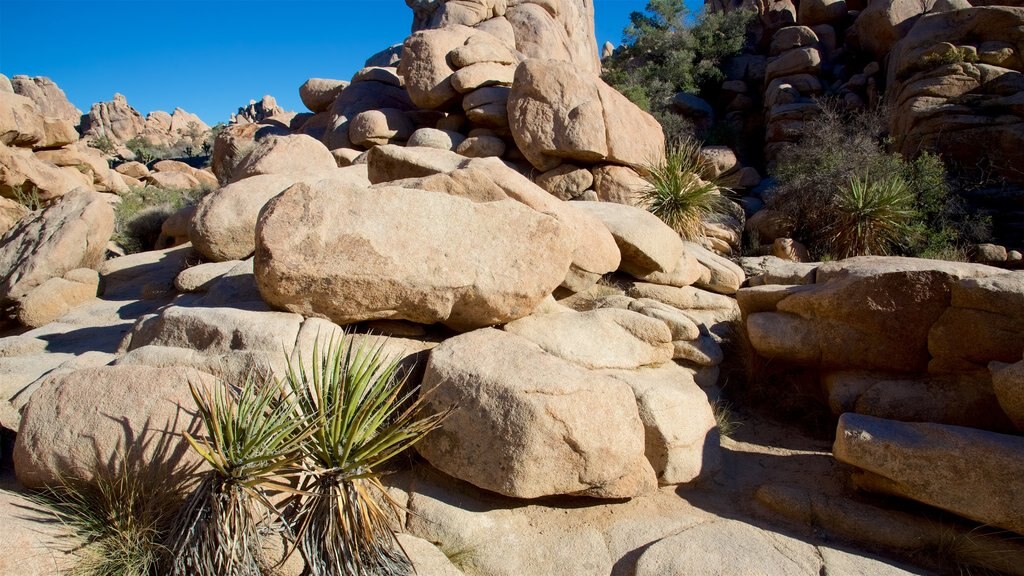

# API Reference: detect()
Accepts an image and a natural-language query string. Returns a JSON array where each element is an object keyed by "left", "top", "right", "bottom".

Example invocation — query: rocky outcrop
[
  {"left": 230, "top": 94, "right": 287, "bottom": 124},
  {"left": 10, "top": 75, "right": 81, "bottom": 125},
  {"left": 887, "top": 7, "right": 1024, "bottom": 194},
  {"left": 80, "top": 93, "right": 210, "bottom": 148}
]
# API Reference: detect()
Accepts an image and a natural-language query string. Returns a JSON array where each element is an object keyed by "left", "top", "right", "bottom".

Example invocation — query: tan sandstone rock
[
  {"left": 417, "top": 328, "right": 657, "bottom": 499},
  {"left": 14, "top": 365, "right": 216, "bottom": 489},
  {"left": 834, "top": 413, "right": 1024, "bottom": 535},
  {"left": 254, "top": 180, "right": 573, "bottom": 331},
  {"left": 508, "top": 59, "right": 665, "bottom": 172}
]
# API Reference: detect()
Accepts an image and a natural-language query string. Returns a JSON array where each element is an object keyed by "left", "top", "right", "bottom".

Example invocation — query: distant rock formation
[{"left": 80, "top": 92, "right": 210, "bottom": 149}]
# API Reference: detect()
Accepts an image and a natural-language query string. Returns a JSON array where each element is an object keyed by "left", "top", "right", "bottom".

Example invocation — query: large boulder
[
  {"left": 504, "top": 309, "right": 674, "bottom": 370},
  {"left": 299, "top": 78, "right": 348, "bottom": 113},
  {"left": 13, "top": 365, "right": 215, "bottom": 489},
  {"left": 928, "top": 272, "right": 1024, "bottom": 371},
  {"left": 210, "top": 121, "right": 290, "bottom": 184},
  {"left": 79, "top": 93, "right": 147, "bottom": 145},
  {"left": 741, "top": 257, "right": 1004, "bottom": 372},
  {"left": 254, "top": 180, "right": 574, "bottom": 331},
  {"left": 399, "top": 25, "right": 480, "bottom": 110},
  {"left": 417, "top": 328, "right": 657, "bottom": 499},
  {"left": 504, "top": 0, "right": 600, "bottom": 74},
  {"left": 231, "top": 134, "right": 337, "bottom": 181},
  {"left": 508, "top": 59, "right": 665, "bottom": 172},
  {"left": 991, "top": 356, "right": 1024, "bottom": 431},
  {"left": 851, "top": 0, "right": 969, "bottom": 59},
  {"left": 834, "top": 413, "right": 1024, "bottom": 535},
  {"left": 599, "top": 363, "right": 721, "bottom": 485},
  {"left": 0, "top": 189, "right": 113, "bottom": 305},
  {"left": 190, "top": 167, "right": 369, "bottom": 261},
  {"left": 574, "top": 201, "right": 684, "bottom": 278},
  {"left": 0, "top": 91, "right": 44, "bottom": 147}
]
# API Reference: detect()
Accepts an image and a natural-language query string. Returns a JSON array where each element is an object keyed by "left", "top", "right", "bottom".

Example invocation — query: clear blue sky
[{"left": 0, "top": 0, "right": 701, "bottom": 125}]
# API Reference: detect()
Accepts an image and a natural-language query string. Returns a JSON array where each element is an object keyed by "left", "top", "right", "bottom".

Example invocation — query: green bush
[
  {"left": 113, "top": 185, "right": 208, "bottom": 254},
  {"left": 640, "top": 138, "right": 729, "bottom": 240},
  {"left": 91, "top": 134, "right": 116, "bottom": 155},
  {"left": 766, "top": 99, "right": 990, "bottom": 259},
  {"left": 602, "top": 0, "right": 754, "bottom": 142}
]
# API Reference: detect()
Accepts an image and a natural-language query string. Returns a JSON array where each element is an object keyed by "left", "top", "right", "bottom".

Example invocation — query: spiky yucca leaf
[
  {"left": 641, "top": 140, "right": 728, "bottom": 240},
  {"left": 829, "top": 175, "right": 916, "bottom": 258},
  {"left": 169, "top": 375, "right": 309, "bottom": 576},
  {"left": 285, "top": 334, "right": 449, "bottom": 576}
]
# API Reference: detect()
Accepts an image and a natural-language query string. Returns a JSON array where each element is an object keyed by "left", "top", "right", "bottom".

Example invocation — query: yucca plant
[
  {"left": 285, "top": 335, "right": 449, "bottom": 576},
  {"left": 640, "top": 139, "right": 728, "bottom": 240},
  {"left": 828, "top": 175, "right": 917, "bottom": 258},
  {"left": 167, "top": 375, "right": 309, "bottom": 576}
]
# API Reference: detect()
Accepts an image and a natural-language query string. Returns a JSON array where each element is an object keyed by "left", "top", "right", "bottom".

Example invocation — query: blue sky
[{"left": 0, "top": 0, "right": 700, "bottom": 124}]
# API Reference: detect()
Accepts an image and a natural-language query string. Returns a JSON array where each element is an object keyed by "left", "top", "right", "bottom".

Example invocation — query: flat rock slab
[{"left": 834, "top": 413, "right": 1024, "bottom": 535}]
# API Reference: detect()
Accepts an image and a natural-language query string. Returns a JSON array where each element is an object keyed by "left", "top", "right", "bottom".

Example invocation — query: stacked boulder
[
  {"left": 279, "top": 0, "right": 665, "bottom": 209},
  {"left": 739, "top": 257, "right": 1024, "bottom": 536}
]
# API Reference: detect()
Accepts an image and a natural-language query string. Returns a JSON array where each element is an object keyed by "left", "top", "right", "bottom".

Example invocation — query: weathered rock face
[
  {"left": 190, "top": 167, "right": 369, "bottom": 262},
  {"left": 834, "top": 413, "right": 1024, "bottom": 535},
  {"left": 254, "top": 180, "right": 574, "bottom": 331},
  {"left": 741, "top": 257, "right": 1004, "bottom": 372},
  {"left": 928, "top": 272, "right": 1024, "bottom": 372},
  {"left": 14, "top": 365, "right": 214, "bottom": 489},
  {"left": 887, "top": 7, "right": 1024, "bottom": 193},
  {"left": 231, "top": 95, "right": 286, "bottom": 125},
  {"left": 210, "top": 121, "right": 290, "bottom": 184},
  {"left": 0, "top": 91, "right": 44, "bottom": 147},
  {"left": 0, "top": 143, "right": 92, "bottom": 200},
  {"left": 0, "top": 189, "right": 113, "bottom": 306},
  {"left": 408, "top": 0, "right": 599, "bottom": 75},
  {"left": 504, "top": 309, "right": 674, "bottom": 370},
  {"left": 230, "top": 134, "right": 337, "bottom": 182},
  {"left": 851, "top": 0, "right": 969, "bottom": 58},
  {"left": 10, "top": 75, "right": 81, "bottom": 125},
  {"left": 508, "top": 59, "right": 665, "bottom": 172},
  {"left": 575, "top": 201, "right": 684, "bottom": 278},
  {"left": 417, "top": 328, "right": 657, "bottom": 499},
  {"left": 991, "top": 356, "right": 1024, "bottom": 431}
]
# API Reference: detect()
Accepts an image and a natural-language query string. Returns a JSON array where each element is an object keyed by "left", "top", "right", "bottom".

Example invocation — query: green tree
[{"left": 602, "top": 0, "right": 753, "bottom": 141}]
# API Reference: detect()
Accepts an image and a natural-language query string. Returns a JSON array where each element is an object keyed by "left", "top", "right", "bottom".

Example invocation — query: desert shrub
[
  {"left": 640, "top": 138, "right": 730, "bottom": 240},
  {"left": 168, "top": 375, "right": 309, "bottom": 576},
  {"left": 766, "top": 99, "right": 990, "bottom": 259},
  {"left": 602, "top": 0, "right": 754, "bottom": 142},
  {"left": 10, "top": 184, "right": 45, "bottom": 211},
  {"left": 284, "top": 334, "right": 449, "bottom": 576},
  {"left": 91, "top": 134, "right": 116, "bottom": 155},
  {"left": 829, "top": 175, "right": 917, "bottom": 258},
  {"left": 113, "top": 185, "right": 207, "bottom": 254},
  {"left": 28, "top": 445, "right": 195, "bottom": 576}
]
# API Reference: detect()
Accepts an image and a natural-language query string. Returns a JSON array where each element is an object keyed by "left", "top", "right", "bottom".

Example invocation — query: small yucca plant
[
  {"left": 828, "top": 175, "right": 917, "bottom": 258},
  {"left": 168, "top": 376, "right": 309, "bottom": 576},
  {"left": 285, "top": 335, "right": 449, "bottom": 576},
  {"left": 641, "top": 139, "right": 728, "bottom": 240}
]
